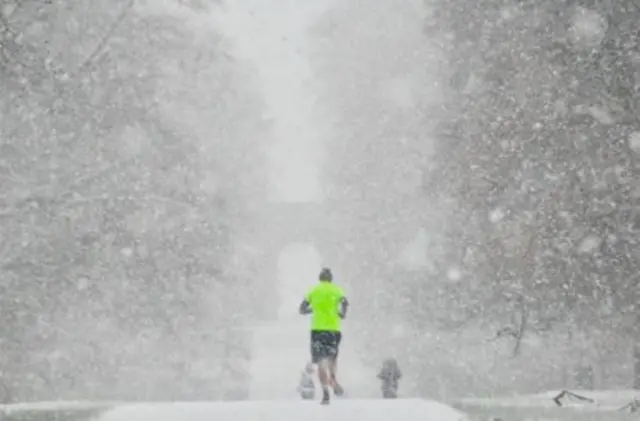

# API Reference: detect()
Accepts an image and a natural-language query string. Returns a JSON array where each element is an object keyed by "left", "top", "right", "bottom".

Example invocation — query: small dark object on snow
[
  {"left": 377, "top": 358, "right": 402, "bottom": 399},
  {"left": 552, "top": 389, "right": 595, "bottom": 407}
]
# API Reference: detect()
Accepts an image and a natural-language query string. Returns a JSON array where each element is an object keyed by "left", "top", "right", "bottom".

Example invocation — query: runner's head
[{"left": 319, "top": 267, "right": 332, "bottom": 282}]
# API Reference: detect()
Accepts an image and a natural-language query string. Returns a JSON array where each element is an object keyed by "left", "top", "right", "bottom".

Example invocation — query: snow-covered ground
[
  {"left": 459, "top": 389, "right": 640, "bottom": 409},
  {"left": 4, "top": 390, "right": 640, "bottom": 421},
  {"left": 99, "top": 399, "right": 467, "bottom": 421},
  {"left": 0, "top": 400, "right": 115, "bottom": 412},
  {"left": 457, "top": 390, "right": 640, "bottom": 421},
  {"left": 1, "top": 399, "right": 467, "bottom": 421}
]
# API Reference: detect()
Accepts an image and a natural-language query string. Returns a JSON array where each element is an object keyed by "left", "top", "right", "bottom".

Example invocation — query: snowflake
[
  {"left": 629, "top": 131, "right": 640, "bottom": 153},
  {"left": 489, "top": 208, "right": 505, "bottom": 223},
  {"left": 577, "top": 235, "right": 602, "bottom": 254},
  {"left": 568, "top": 8, "right": 606, "bottom": 49},
  {"left": 447, "top": 267, "right": 462, "bottom": 281}
]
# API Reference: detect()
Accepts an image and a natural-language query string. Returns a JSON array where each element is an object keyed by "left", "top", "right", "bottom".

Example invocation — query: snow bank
[
  {"left": 457, "top": 389, "right": 640, "bottom": 421},
  {"left": 0, "top": 400, "right": 115, "bottom": 412},
  {"left": 459, "top": 389, "right": 639, "bottom": 409},
  {"left": 0, "top": 400, "right": 114, "bottom": 421},
  {"left": 459, "top": 406, "right": 639, "bottom": 421}
]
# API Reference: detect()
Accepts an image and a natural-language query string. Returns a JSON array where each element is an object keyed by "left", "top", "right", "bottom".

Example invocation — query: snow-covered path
[
  {"left": 0, "top": 399, "right": 466, "bottom": 421},
  {"left": 213, "top": 0, "right": 374, "bottom": 400},
  {"left": 97, "top": 399, "right": 467, "bottom": 421}
]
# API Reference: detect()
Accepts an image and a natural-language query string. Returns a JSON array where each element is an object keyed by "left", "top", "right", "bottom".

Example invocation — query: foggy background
[{"left": 0, "top": 0, "right": 638, "bottom": 404}]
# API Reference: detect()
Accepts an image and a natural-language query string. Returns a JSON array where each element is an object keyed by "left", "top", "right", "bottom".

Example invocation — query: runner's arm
[
  {"left": 299, "top": 298, "right": 312, "bottom": 314},
  {"left": 338, "top": 296, "right": 348, "bottom": 319}
]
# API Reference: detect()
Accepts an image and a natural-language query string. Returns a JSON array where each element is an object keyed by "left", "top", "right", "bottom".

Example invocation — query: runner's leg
[
  {"left": 311, "top": 331, "right": 331, "bottom": 403},
  {"left": 329, "top": 357, "right": 337, "bottom": 384},
  {"left": 317, "top": 358, "right": 331, "bottom": 388},
  {"left": 329, "top": 332, "right": 344, "bottom": 396}
]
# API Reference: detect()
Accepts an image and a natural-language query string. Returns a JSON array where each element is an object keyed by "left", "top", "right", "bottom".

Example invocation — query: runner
[{"left": 298, "top": 267, "right": 348, "bottom": 404}]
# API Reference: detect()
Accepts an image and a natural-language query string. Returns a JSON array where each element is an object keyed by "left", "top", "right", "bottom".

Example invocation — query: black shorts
[{"left": 310, "top": 330, "right": 342, "bottom": 363}]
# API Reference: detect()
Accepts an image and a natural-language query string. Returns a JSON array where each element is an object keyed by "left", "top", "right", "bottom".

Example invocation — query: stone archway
[{"left": 250, "top": 201, "right": 342, "bottom": 321}]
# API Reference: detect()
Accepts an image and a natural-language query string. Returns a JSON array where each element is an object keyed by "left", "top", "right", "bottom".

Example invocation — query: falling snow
[
  {"left": 577, "top": 235, "right": 602, "bottom": 254},
  {"left": 446, "top": 268, "right": 462, "bottom": 282},
  {"left": 630, "top": 131, "right": 640, "bottom": 153},
  {"left": 1, "top": 0, "right": 638, "bottom": 417},
  {"left": 488, "top": 208, "right": 505, "bottom": 223},
  {"left": 568, "top": 7, "right": 607, "bottom": 49}
]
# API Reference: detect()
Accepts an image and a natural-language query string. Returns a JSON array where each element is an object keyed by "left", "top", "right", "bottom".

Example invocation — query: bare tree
[{"left": 425, "top": 0, "right": 640, "bottom": 386}]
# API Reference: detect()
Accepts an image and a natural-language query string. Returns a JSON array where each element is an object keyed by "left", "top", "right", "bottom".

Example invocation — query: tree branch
[
  {"left": 4, "top": 0, "right": 137, "bottom": 141},
  {"left": 511, "top": 295, "right": 528, "bottom": 356},
  {"left": 70, "top": 0, "right": 136, "bottom": 80}
]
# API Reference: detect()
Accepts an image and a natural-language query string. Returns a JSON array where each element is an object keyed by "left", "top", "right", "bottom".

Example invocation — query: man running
[{"left": 299, "top": 267, "right": 348, "bottom": 404}]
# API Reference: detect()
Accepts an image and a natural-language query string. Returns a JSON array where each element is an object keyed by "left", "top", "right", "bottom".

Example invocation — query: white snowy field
[{"left": 0, "top": 399, "right": 467, "bottom": 421}]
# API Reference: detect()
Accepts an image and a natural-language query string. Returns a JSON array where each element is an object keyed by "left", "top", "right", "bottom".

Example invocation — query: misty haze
[{"left": 0, "top": 0, "right": 638, "bottom": 420}]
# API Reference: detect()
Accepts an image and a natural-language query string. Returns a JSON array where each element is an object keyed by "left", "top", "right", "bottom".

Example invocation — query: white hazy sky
[{"left": 215, "top": 0, "right": 337, "bottom": 203}]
